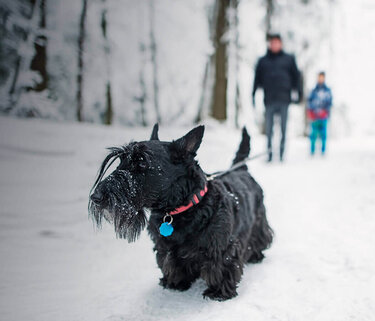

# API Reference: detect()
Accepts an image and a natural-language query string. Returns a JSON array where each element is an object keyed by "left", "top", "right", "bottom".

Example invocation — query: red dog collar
[{"left": 169, "top": 185, "right": 208, "bottom": 215}]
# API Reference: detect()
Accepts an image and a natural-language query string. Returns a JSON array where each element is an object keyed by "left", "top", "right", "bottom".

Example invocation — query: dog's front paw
[
  {"left": 159, "top": 277, "right": 192, "bottom": 292},
  {"left": 159, "top": 277, "right": 168, "bottom": 288},
  {"left": 247, "top": 251, "right": 265, "bottom": 263},
  {"left": 203, "top": 287, "right": 238, "bottom": 301}
]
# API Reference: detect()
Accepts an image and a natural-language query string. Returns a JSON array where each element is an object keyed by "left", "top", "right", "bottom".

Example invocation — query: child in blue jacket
[{"left": 307, "top": 72, "right": 332, "bottom": 155}]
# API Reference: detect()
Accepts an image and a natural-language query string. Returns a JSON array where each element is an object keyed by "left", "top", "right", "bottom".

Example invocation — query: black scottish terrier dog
[{"left": 89, "top": 125, "right": 273, "bottom": 301}]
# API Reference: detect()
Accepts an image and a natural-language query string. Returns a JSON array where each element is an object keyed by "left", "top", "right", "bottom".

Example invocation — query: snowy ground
[{"left": 0, "top": 116, "right": 374, "bottom": 321}]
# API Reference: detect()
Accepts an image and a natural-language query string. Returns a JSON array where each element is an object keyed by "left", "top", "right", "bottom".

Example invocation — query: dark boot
[
  {"left": 267, "top": 152, "right": 273, "bottom": 163},
  {"left": 280, "top": 148, "right": 284, "bottom": 162}
]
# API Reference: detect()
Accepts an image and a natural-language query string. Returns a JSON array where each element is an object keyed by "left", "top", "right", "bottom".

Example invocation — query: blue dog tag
[{"left": 159, "top": 222, "right": 174, "bottom": 237}]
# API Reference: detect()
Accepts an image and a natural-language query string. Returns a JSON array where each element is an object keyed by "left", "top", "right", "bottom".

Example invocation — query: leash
[
  {"left": 159, "top": 150, "right": 270, "bottom": 237},
  {"left": 206, "top": 149, "right": 271, "bottom": 181}
]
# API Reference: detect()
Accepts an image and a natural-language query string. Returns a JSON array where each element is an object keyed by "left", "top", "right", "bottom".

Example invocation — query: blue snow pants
[{"left": 310, "top": 119, "right": 328, "bottom": 155}]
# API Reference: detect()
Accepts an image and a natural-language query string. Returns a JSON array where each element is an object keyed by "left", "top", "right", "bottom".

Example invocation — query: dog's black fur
[{"left": 89, "top": 125, "right": 273, "bottom": 301}]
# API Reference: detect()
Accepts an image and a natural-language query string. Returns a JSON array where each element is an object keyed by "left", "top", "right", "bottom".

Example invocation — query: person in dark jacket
[
  {"left": 252, "top": 34, "right": 301, "bottom": 162},
  {"left": 307, "top": 71, "right": 332, "bottom": 155}
]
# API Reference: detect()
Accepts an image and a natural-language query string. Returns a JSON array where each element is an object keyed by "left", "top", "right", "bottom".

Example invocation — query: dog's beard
[
  {"left": 89, "top": 170, "right": 147, "bottom": 243},
  {"left": 89, "top": 196, "right": 146, "bottom": 242}
]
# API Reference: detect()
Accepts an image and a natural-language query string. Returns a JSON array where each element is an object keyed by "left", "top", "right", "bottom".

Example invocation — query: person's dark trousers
[{"left": 265, "top": 104, "right": 289, "bottom": 162}]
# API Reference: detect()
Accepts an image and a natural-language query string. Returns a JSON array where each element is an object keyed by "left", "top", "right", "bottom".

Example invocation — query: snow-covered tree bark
[
  {"left": 194, "top": 59, "right": 210, "bottom": 124},
  {"left": 101, "top": 0, "right": 112, "bottom": 125},
  {"left": 149, "top": 0, "right": 161, "bottom": 124},
  {"left": 265, "top": 0, "right": 274, "bottom": 36},
  {"left": 28, "top": 0, "right": 48, "bottom": 92},
  {"left": 233, "top": 0, "right": 242, "bottom": 129},
  {"left": 195, "top": 3, "right": 216, "bottom": 124},
  {"left": 211, "top": 0, "right": 230, "bottom": 121},
  {"left": 76, "top": 0, "right": 87, "bottom": 122},
  {"left": 6, "top": 0, "right": 40, "bottom": 112}
]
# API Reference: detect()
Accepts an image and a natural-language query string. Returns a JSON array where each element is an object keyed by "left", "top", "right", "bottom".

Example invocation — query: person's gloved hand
[
  {"left": 291, "top": 91, "right": 301, "bottom": 104},
  {"left": 317, "top": 109, "right": 328, "bottom": 119}
]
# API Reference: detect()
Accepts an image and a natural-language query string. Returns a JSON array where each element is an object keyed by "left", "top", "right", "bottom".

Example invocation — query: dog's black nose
[{"left": 90, "top": 191, "right": 104, "bottom": 204}]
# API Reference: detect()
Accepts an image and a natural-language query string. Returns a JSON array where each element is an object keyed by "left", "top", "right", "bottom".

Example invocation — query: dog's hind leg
[
  {"left": 201, "top": 241, "right": 244, "bottom": 301},
  {"left": 247, "top": 201, "right": 273, "bottom": 263}
]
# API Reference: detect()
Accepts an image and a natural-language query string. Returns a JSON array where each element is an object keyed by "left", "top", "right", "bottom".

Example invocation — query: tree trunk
[
  {"left": 195, "top": 3, "right": 216, "bottom": 124},
  {"left": 137, "top": 43, "right": 148, "bottom": 126},
  {"left": 76, "top": 0, "right": 87, "bottom": 122},
  {"left": 8, "top": 0, "right": 38, "bottom": 104},
  {"left": 232, "top": 0, "right": 241, "bottom": 128},
  {"left": 29, "top": 0, "right": 48, "bottom": 92},
  {"left": 265, "top": 0, "right": 274, "bottom": 36},
  {"left": 149, "top": 0, "right": 161, "bottom": 124},
  {"left": 138, "top": 69, "right": 147, "bottom": 126},
  {"left": 8, "top": 56, "right": 21, "bottom": 96},
  {"left": 104, "top": 82, "right": 113, "bottom": 125},
  {"left": 211, "top": 0, "right": 230, "bottom": 121},
  {"left": 194, "top": 59, "right": 210, "bottom": 124},
  {"left": 101, "top": 0, "right": 113, "bottom": 125}
]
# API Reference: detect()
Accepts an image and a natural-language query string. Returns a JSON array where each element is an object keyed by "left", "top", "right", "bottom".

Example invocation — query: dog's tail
[{"left": 232, "top": 127, "right": 250, "bottom": 166}]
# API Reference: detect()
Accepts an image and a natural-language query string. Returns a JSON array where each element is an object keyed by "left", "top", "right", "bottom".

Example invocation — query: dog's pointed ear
[
  {"left": 150, "top": 123, "right": 159, "bottom": 141},
  {"left": 172, "top": 125, "right": 205, "bottom": 156}
]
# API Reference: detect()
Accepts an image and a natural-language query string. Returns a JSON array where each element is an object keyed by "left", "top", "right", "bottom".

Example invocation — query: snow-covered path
[{"left": 0, "top": 116, "right": 374, "bottom": 321}]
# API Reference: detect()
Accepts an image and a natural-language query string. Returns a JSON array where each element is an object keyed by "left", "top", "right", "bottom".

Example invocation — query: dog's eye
[
  {"left": 136, "top": 158, "right": 148, "bottom": 171},
  {"left": 138, "top": 161, "right": 147, "bottom": 169}
]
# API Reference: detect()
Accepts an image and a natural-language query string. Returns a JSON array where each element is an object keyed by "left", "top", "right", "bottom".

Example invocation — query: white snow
[{"left": 0, "top": 115, "right": 374, "bottom": 321}]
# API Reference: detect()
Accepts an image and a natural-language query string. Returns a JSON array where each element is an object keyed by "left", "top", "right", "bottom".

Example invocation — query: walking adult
[{"left": 252, "top": 34, "right": 301, "bottom": 162}]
